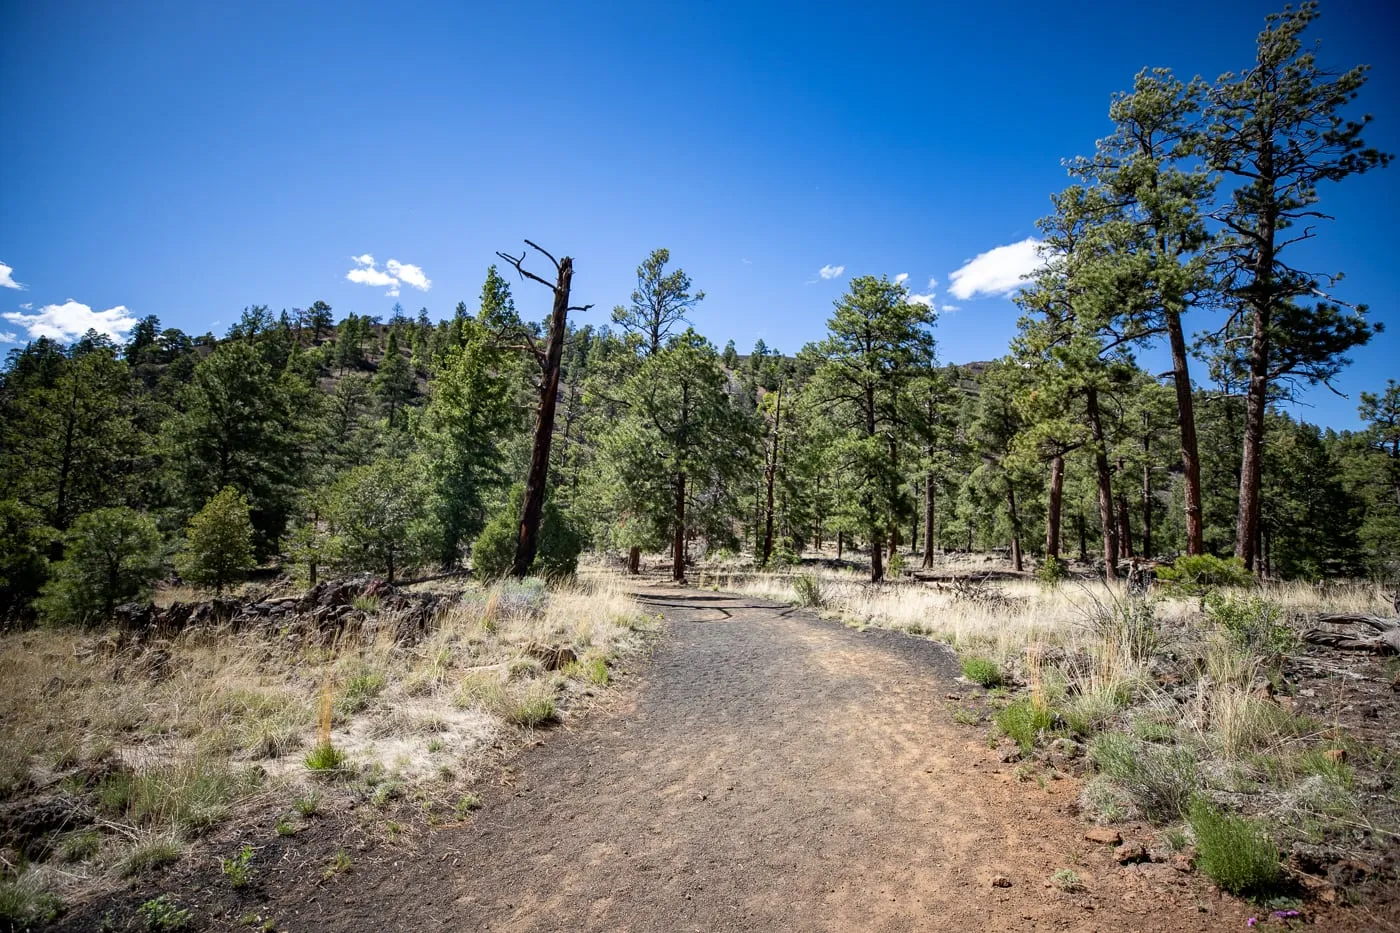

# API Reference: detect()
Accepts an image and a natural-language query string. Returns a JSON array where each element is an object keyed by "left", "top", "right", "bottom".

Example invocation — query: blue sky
[{"left": 2, "top": 0, "right": 1397, "bottom": 428}]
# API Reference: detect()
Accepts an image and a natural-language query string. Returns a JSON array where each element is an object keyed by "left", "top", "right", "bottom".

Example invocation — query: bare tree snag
[
  {"left": 1302, "top": 614, "right": 1400, "bottom": 655},
  {"left": 760, "top": 384, "right": 782, "bottom": 567},
  {"left": 495, "top": 240, "right": 593, "bottom": 580}
]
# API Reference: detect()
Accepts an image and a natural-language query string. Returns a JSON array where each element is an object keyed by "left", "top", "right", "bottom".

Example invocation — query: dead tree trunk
[
  {"left": 922, "top": 470, "right": 937, "bottom": 569},
  {"left": 496, "top": 241, "right": 593, "bottom": 580},
  {"left": 761, "top": 385, "right": 782, "bottom": 566},
  {"left": 1303, "top": 614, "right": 1400, "bottom": 654},
  {"left": 672, "top": 471, "right": 687, "bottom": 583}
]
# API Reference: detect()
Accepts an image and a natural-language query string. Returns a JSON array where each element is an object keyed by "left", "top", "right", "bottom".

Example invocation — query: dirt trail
[{"left": 289, "top": 587, "right": 1253, "bottom": 932}]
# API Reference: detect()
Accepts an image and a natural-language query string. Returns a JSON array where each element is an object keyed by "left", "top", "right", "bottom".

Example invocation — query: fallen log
[{"left": 1302, "top": 613, "right": 1400, "bottom": 655}]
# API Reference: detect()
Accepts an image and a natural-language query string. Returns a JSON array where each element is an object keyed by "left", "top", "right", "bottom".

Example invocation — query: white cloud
[
  {"left": 818, "top": 264, "right": 845, "bottom": 280},
  {"left": 927, "top": 276, "right": 938, "bottom": 289},
  {"left": 905, "top": 293, "right": 936, "bottom": 308},
  {"left": 347, "top": 254, "right": 431, "bottom": 296},
  {"left": 2, "top": 299, "right": 138, "bottom": 342},
  {"left": 941, "top": 304, "right": 961, "bottom": 313},
  {"left": 19, "top": 302, "right": 32, "bottom": 310},
  {"left": 0, "top": 330, "right": 17, "bottom": 342},
  {"left": 947, "top": 238, "right": 1044, "bottom": 300},
  {"left": 0, "top": 262, "right": 24, "bottom": 290},
  {"left": 894, "top": 272, "right": 909, "bottom": 284},
  {"left": 386, "top": 260, "right": 431, "bottom": 291}
]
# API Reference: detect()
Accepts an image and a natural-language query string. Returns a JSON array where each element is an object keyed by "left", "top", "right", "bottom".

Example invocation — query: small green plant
[
  {"left": 505, "top": 682, "right": 558, "bottom": 727},
  {"left": 995, "top": 696, "right": 1054, "bottom": 753},
  {"left": 1089, "top": 732, "right": 1197, "bottom": 823},
  {"left": 426, "top": 737, "right": 445, "bottom": 753},
  {"left": 961, "top": 656, "right": 1003, "bottom": 688},
  {"left": 0, "top": 876, "right": 64, "bottom": 926},
  {"left": 339, "top": 667, "right": 387, "bottom": 714},
  {"left": 952, "top": 708, "right": 980, "bottom": 726},
  {"left": 323, "top": 850, "right": 352, "bottom": 879},
  {"left": 138, "top": 895, "right": 191, "bottom": 931},
  {"left": 58, "top": 829, "right": 102, "bottom": 862},
  {"left": 793, "top": 573, "right": 822, "bottom": 608},
  {"left": 220, "top": 844, "right": 254, "bottom": 889},
  {"left": 370, "top": 780, "right": 402, "bottom": 808},
  {"left": 350, "top": 594, "right": 381, "bottom": 613},
  {"left": 1050, "top": 868, "right": 1082, "bottom": 892},
  {"left": 294, "top": 791, "right": 320, "bottom": 817},
  {"left": 1187, "top": 797, "right": 1282, "bottom": 898},
  {"left": 304, "top": 741, "right": 347, "bottom": 774},
  {"left": 1203, "top": 592, "right": 1297, "bottom": 656},
  {"left": 274, "top": 816, "right": 297, "bottom": 837},
  {"left": 118, "top": 835, "right": 183, "bottom": 878},
  {"left": 1157, "top": 554, "right": 1252, "bottom": 604},
  {"left": 455, "top": 793, "right": 482, "bottom": 818},
  {"left": 1037, "top": 555, "right": 1069, "bottom": 585}
]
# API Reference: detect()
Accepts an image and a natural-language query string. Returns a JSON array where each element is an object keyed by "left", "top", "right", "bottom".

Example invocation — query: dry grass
[{"left": 0, "top": 574, "right": 649, "bottom": 911}]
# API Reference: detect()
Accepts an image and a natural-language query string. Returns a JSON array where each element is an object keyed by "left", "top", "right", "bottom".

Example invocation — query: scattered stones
[
  {"left": 996, "top": 740, "right": 1023, "bottom": 763},
  {"left": 1114, "top": 842, "right": 1150, "bottom": 865},
  {"left": 1084, "top": 827, "right": 1122, "bottom": 846},
  {"left": 991, "top": 875, "right": 1013, "bottom": 888}
]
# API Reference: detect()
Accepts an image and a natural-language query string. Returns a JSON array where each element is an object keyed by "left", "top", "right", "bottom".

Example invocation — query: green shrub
[
  {"left": 1187, "top": 797, "right": 1282, "bottom": 897},
  {"left": 505, "top": 682, "right": 557, "bottom": 727},
  {"left": 304, "top": 742, "right": 347, "bottom": 774},
  {"left": 220, "top": 844, "right": 254, "bottom": 889},
  {"left": 1089, "top": 732, "right": 1197, "bottom": 822},
  {"left": 0, "top": 499, "right": 52, "bottom": 618},
  {"left": 38, "top": 507, "right": 164, "bottom": 624},
  {"left": 0, "top": 875, "right": 63, "bottom": 926},
  {"left": 1203, "top": 593, "right": 1297, "bottom": 656},
  {"left": 762, "top": 541, "right": 800, "bottom": 569},
  {"left": 472, "top": 486, "right": 583, "bottom": 580},
  {"left": 117, "top": 835, "right": 183, "bottom": 878},
  {"left": 1157, "top": 554, "right": 1253, "bottom": 603},
  {"left": 961, "top": 656, "right": 1003, "bottom": 688},
  {"left": 138, "top": 894, "right": 191, "bottom": 931},
  {"left": 174, "top": 486, "right": 255, "bottom": 595},
  {"left": 792, "top": 573, "right": 822, "bottom": 608},
  {"left": 1037, "top": 554, "right": 1069, "bottom": 585},
  {"left": 995, "top": 697, "right": 1054, "bottom": 752},
  {"left": 339, "top": 667, "right": 386, "bottom": 714}
]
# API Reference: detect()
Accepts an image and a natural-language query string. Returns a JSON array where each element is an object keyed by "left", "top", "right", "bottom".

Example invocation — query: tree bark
[
  {"left": 512, "top": 255, "right": 575, "bottom": 579},
  {"left": 1166, "top": 310, "right": 1205, "bottom": 556},
  {"left": 672, "top": 471, "right": 687, "bottom": 582},
  {"left": 1235, "top": 299, "right": 1270, "bottom": 572},
  {"left": 626, "top": 546, "right": 640, "bottom": 575},
  {"left": 1141, "top": 427, "right": 1153, "bottom": 558},
  {"left": 1045, "top": 454, "right": 1064, "bottom": 562},
  {"left": 1007, "top": 479, "right": 1023, "bottom": 573},
  {"left": 1117, "top": 490, "right": 1134, "bottom": 559},
  {"left": 922, "top": 470, "right": 936, "bottom": 569},
  {"left": 761, "top": 385, "right": 781, "bottom": 566},
  {"left": 1086, "top": 386, "right": 1119, "bottom": 578}
]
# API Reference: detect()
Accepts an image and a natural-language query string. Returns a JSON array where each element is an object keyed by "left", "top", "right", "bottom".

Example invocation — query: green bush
[
  {"left": 38, "top": 507, "right": 164, "bottom": 624},
  {"left": 1187, "top": 797, "right": 1282, "bottom": 897},
  {"left": 961, "top": 656, "right": 1003, "bottom": 688},
  {"left": 0, "top": 499, "right": 52, "bottom": 617},
  {"left": 472, "top": 486, "right": 583, "bottom": 580},
  {"left": 174, "top": 486, "right": 255, "bottom": 594},
  {"left": 0, "top": 875, "right": 63, "bottom": 927},
  {"left": 995, "top": 697, "right": 1054, "bottom": 752},
  {"left": 1037, "top": 554, "right": 1069, "bottom": 585},
  {"left": 1090, "top": 732, "right": 1197, "bottom": 822},
  {"left": 1203, "top": 592, "right": 1297, "bottom": 656},
  {"left": 1157, "top": 554, "right": 1253, "bottom": 603},
  {"left": 792, "top": 573, "right": 822, "bottom": 608}
]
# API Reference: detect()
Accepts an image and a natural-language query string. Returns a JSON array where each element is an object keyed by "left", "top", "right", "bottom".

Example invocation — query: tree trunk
[
  {"left": 1086, "top": 386, "right": 1119, "bottom": 578},
  {"left": 626, "top": 546, "right": 640, "bottom": 574},
  {"left": 836, "top": 531, "right": 843, "bottom": 560},
  {"left": 1166, "top": 311, "right": 1205, "bottom": 556},
  {"left": 1045, "top": 454, "right": 1064, "bottom": 562},
  {"left": 870, "top": 525, "right": 884, "bottom": 583},
  {"left": 1141, "top": 427, "right": 1153, "bottom": 558},
  {"left": 1077, "top": 509, "right": 1088, "bottom": 562},
  {"left": 1235, "top": 302, "right": 1270, "bottom": 572},
  {"left": 672, "top": 471, "right": 687, "bottom": 583},
  {"left": 512, "top": 256, "right": 575, "bottom": 578},
  {"left": 922, "top": 470, "right": 936, "bottom": 569},
  {"left": 1007, "top": 479, "right": 1023, "bottom": 573},
  {"left": 1117, "top": 491, "right": 1133, "bottom": 558},
  {"left": 761, "top": 386, "right": 781, "bottom": 566}
]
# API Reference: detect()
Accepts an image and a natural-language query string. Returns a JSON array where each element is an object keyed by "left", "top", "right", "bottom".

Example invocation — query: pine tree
[{"left": 175, "top": 486, "right": 256, "bottom": 594}]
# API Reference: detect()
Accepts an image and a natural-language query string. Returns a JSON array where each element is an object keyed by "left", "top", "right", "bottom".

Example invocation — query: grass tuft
[
  {"left": 1187, "top": 797, "right": 1282, "bottom": 898},
  {"left": 961, "top": 656, "right": 1003, "bottom": 688}
]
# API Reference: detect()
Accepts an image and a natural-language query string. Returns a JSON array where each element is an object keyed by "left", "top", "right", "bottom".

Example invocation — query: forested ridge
[{"left": 2, "top": 4, "right": 1397, "bottom": 622}]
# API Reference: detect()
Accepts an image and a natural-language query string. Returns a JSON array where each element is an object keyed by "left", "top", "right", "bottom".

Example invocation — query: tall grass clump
[
  {"left": 793, "top": 573, "right": 822, "bottom": 608},
  {"left": 1089, "top": 732, "right": 1197, "bottom": 822},
  {"left": 1187, "top": 797, "right": 1282, "bottom": 898},
  {"left": 961, "top": 656, "right": 1003, "bottom": 688}
]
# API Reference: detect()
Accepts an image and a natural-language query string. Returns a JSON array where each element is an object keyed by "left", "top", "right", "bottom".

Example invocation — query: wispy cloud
[
  {"left": 894, "top": 272, "right": 909, "bottom": 284},
  {"left": 3, "top": 299, "right": 138, "bottom": 342},
  {"left": 906, "top": 292, "right": 936, "bottom": 308},
  {"left": 346, "top": 254, "right": 432, "bottom": 298},
  {"left": 0, "top": 262, "right": 25, "bottom": 290},
  {"left": 941, "top": 304, "right": 960, "bottom": 313},
  {"left": 0, "top": 330, "right": 17, "bottom": 343},
  {"left": 947, "top": 238, "right": 1044, "bottom": 300},
  {"left": 818, "top": 264, "right": 845, "bottom": 280}
]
